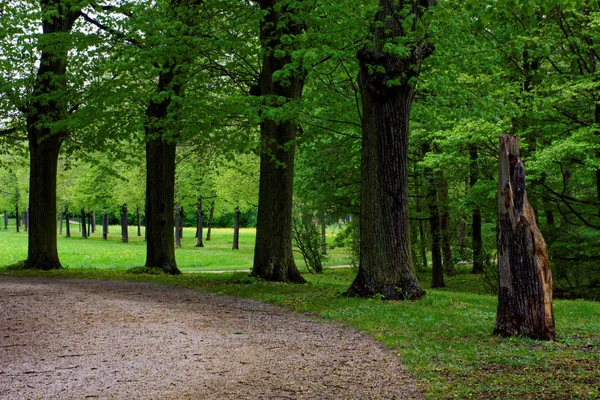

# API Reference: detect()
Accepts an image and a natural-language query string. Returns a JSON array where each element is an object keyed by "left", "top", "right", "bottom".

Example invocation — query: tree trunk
[
  {"left": 87, "top": 212, "right": 92, "bottom": 236},
  {"left": 470, "top": 144, "right": 485, "bottom": 274},
  {"left": 121, "top": 204, "right": 129, "bottom": 243},
  {"left": 65, "top": 210, "right": 70, "bottom": 238},
  {"left": 136, "top": 208, "right": 142, "bottom": 237},
  {"left": 59, "top": 210, "right": 63, "bottom": 235},
  {"left": 175, "top": 202, "right": 182, "bottom": 248},
  {"left": 23, "top": 3, "right": 78, "bottom": 270},
  {"left": 232, "top": 206, "right": 240, "bottom": 250},
  {"left": 320, "top": 216, "right": 327, "bottom": 255},
  {"left": 91, "top": 211, "right": 96, "bottom": 233},
  {"left": 81, "top": 209, "right": 87, "bottom": 239},
  {"left": 345, "top": 0, "right": 432, "bottom": 300},
  {"left": 16, "top": 205, "right": 20, "bottom": 233},
  {"left": 3, "top": 211, "right": 7, "bottom": 230},
  {"left": 195, "top": 198, "right": 204, "bottom": 247},
  {"left": 422, "top": 147, "right": 444, "bottom": 289},
  {"left": 206, "top": 202, "right": 214, "bottom": 241},
  {"left": 439, "top": 176, "right": 455, "bottom": 276},
  {"left": 495, "top": 135, "right": 555, "bottom": 340},
  {"left": 102, "top": 211, "right": 108, "bottom": 240},
  {"left": 23, "top": 209, "right": 28, "bottom": 232},
  {"left": 251, "top": 0, "right": 306, "bottom": 283}
]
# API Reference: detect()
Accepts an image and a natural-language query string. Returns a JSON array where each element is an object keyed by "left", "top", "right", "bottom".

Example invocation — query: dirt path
[{"left": 0, "top": 276, "right": 421, "bottom": 399}]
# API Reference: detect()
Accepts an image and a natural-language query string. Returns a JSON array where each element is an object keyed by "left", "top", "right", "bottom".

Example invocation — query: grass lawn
[
  {"left": 1, "top": 225, "right": 598, "bottom": 399},
  {"left": 0, "top": 222, "right": 350, "bottom": 272}
]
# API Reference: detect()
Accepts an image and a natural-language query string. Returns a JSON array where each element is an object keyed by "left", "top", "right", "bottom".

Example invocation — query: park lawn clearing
[{"left": 1, "top": 227, "right": 599, "bottom": 399}]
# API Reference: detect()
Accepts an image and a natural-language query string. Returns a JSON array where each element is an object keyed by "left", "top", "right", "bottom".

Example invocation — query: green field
[
  {"left": 0, "top": 221, "right": 350, "bottom": 271},
  {"left": 1, "top": 225, "right": 599, "bottom": 399}
]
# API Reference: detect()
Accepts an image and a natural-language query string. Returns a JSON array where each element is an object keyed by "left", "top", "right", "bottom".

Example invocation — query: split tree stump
[{"left": 495, "top": 135, "right": 555, "bottom": 340}]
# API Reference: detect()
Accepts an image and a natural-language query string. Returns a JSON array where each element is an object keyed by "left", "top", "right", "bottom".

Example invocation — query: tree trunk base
[
  {"left": 23, "top": 257, "right": 62, "bottom": 271},
  {"left": 345, "top": 269, "right": 425, "bottom": 300}
]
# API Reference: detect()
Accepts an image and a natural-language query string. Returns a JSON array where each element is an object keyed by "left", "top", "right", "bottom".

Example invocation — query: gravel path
[{"left": 0, "top": 276, "right": 422, "bottom": 399}]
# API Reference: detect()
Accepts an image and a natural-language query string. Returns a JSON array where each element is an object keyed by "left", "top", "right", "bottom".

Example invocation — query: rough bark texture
[
  {"left": 232, "top": 207, "right": 240, "bottom": 250},
  {"left": 251, "top": 0, "right": 306, "bottom": 283},
  {"left": 24, "top": 2, "right": 79, "bottom": 270},
  {"left": 195, "top": 199, "right": 204, "bottom": 247},
  {"left": 495, "top": 135, "right": 555, "bottom": 340},
  {"left": 121, "top": 205, "right": 128, "bottom": 243},
  {"left": 346, "top": 0, "right": 433, "bottom": 300},
  {"left": 469, "top": 144, "right": 485, "bottom": 274}
]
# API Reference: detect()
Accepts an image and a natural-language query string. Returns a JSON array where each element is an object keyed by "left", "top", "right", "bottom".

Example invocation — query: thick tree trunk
[
  {"left": 345, "top": 0, "right": 432, "bottom": 300},
  {"left": 81, "top": 209, "right": 87, "bottom": 239},
  {"left": 232, "top": 206, "right": 240, "bottom": 250},
  {"left": 195, "top": 198, "right": 204, "bottom": 247},
  {"left": 206, "top": 202, "right": 214, "bottom": 241},
  {"left": 102, "top": 211, "right": 108, "bottom": 240},
  {"left": 251, "top": 0, "right": 306, "bottom": 283},
  {"left": 23, "top": 2, "right": 78, "bottom": 270},
  {"left": 470, "top": 144, "right": 485, "bottom": 273},
  {"left": 121, "top": 204, "right": 129, "bottom": 243},
  {"left": 439, "top": 177, "right": 455, "bottom": 276},
  {"left": 495, "top": 135, "right": 555, "bottom": 340},
  {"left": 175, "top": 202, "right": 182, "bottom": 248}
]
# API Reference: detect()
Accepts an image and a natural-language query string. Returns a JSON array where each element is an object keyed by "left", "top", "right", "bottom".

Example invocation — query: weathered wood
[{"left": 495, "top": 135, "right": 555, "bottom": 340}]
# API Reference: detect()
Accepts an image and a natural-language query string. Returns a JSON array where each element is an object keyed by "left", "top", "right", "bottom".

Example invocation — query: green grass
[
  {"left": 1, "top": 227, "right": 598, "bottom": 399},
  {"left": 0, "top": 223, "right": 350, "bottom": 271}
]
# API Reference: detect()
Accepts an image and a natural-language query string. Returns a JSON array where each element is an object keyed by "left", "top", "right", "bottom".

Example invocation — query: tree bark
[
  {"left": 87, "top": 212, "right": 92, "bottom": 236},
  {"left": 175, "top": 202, "right": 182, "bottom": 248},
  {"left": 102, "top": 211, "right": 108, "bottom": 240},
  {"left": 320, "top": 215, "right": 327, "bottom": 255},
  {"left": 439, "top": 176, "right": 455, "bottom": 276},
  {"left": 195, "top": 198, "right": 204, "bottom": 247},
  {"left": 23, "top": 2, "right": 79, "bottom": 270},
  {"left": 3, "top": 211, "right": 8, "bottom": 230},
  {"left": 422, "top": 146, "right": 444, "bottom": 288},
  {"left": 81, "top": 209, "right": 87, "bottom": 239},
  {"left": 91, "top": 211, "right": 96, "bottom": 233},
  {"left": 16, "top": 206, "right": 20, "bottom": 233},
  {"left": 65, "top": 210, "right": 70, "bottom": 238},
  {"left": 251, "top": 0, "right": 306, "bottom": 283},
  {"left": 346, "top": 0, "right": 432, "bottom": 300},
  {"left": 137, "top": 207, "right": 141, "bottom": 237},
  {"left": 495, "top": 135, "right": 555, "bottom": 340},
  {"left": 232, "top": 206, "right": 240, "bottom": 250},
  {"left": 206, "top": 202, "right": 214, "bottom": 241},
  {"left": 23, "top": 209, "right": 28, "bottom": 232},
  {"left": 470, "top": 144, "right": 485, "bottom": 273},
  {"left": 121, "top": 204, "right": 128, "bottom": 243},
  {"left": 59, "top": 210, "right": 63, "bottom": 235}
]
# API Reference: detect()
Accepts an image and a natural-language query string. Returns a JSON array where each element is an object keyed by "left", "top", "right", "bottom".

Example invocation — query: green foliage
[{"left": 291, "top": 206, "right": 326, "bottom": 273}]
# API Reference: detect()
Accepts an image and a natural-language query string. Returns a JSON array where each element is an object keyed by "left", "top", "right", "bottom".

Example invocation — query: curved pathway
[{"left": 0, "top": 276, "right": 421, "bottom": 399}]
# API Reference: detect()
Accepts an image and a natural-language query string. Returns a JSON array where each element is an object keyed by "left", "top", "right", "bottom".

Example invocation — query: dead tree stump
[{"left": 494, "top": 135, "right": 555, "bottom": 340}]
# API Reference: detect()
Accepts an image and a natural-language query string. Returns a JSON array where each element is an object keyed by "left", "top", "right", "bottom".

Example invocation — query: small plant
[{"left": 292, "top": 206, "right": 326, "bottom": 273}]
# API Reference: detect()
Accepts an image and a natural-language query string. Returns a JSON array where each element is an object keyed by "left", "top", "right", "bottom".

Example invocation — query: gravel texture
[{"left": 0, "top": 276, "right": 422, "bottom": 399}]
